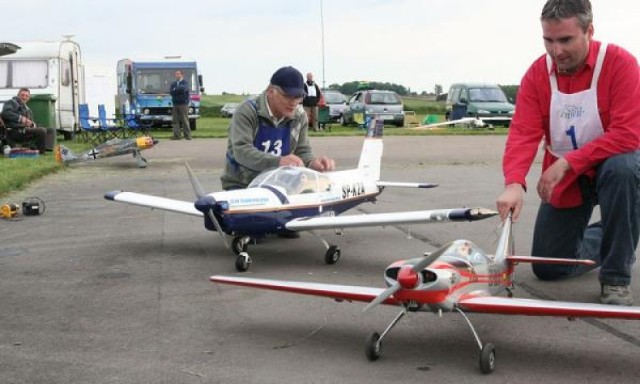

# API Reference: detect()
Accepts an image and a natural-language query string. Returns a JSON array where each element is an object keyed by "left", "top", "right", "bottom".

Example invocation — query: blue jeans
[{"left": 531, "top": 151, "right": 640, "bottom": 286}]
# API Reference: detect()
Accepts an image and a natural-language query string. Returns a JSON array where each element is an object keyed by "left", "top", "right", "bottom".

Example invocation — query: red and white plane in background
[{"left": 211, "top": 213, "right": 640, "bottom": 374}]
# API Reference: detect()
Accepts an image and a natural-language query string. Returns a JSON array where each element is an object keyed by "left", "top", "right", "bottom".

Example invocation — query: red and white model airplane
[{"left": 211, "top": 213, "right": 640, "bottom": 374}]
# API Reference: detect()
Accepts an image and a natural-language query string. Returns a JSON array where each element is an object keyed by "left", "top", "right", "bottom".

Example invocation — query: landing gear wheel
[
  {"left": 324, "top": 245, "right": 341, "bottom": 265},
  {"left": 365, "top": 332, "right": 381, "bottom": 361},
  {"left": 235, "top": 252, "right": 252, "bottom": 272},
  {"left": 232, "top": 237, "right": 248, "bottom": 255},
  {"left": 479, "top": 342, "right": 496, "bottom": 374}
]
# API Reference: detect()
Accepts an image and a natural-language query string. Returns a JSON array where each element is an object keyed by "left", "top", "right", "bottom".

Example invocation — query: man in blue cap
[{"left": 221, "top": 66, "right": 335, "bottom": 190}]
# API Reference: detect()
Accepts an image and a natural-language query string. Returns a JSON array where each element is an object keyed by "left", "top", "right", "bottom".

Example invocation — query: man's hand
[
  {"left": 537, "top": 157, "right": 570, "bottom": 203},
  {"left": 21, "top": 116, "right": 34, "bottom": 127},
  {"left": 279, "top": 154, "right": 304, "bottom": 167},
  {"left": 308, "top": 156, "right": 335, "bottom": 172},
  {"left": 496, "top": 183, "right": 525, "bottom": 221}
]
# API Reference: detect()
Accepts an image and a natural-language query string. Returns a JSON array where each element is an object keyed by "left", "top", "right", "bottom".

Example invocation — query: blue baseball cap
[{"left": 270, "top": 66, "right": 305, "bottom": 98}]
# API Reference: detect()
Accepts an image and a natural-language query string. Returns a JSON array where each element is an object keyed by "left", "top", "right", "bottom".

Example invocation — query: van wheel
[{"left": 189, "top": 119, "right": 197, "bottom": 131}]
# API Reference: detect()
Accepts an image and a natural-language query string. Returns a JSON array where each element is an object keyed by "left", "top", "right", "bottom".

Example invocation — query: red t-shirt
[{"left": 504, "top": 40, "right": 640, "bottom": 207}]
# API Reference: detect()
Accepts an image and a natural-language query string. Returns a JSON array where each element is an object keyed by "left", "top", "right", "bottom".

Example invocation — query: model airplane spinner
[
  {"left": 211, "top": 213, "right": 640, "bottom": 374},
  {"left": 56, "top": 136, "right": 157, "bottom": 168},
  {"left": 105, "top": 119, "right": 497, "bottom": 272}
]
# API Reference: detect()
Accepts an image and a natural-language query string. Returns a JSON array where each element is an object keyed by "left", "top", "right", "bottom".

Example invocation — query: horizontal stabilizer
[
  {"left": 459, "top": 296, "right": 640, "bottom": 320},
  {"left": 507, "top": 256, "right": 596, "bottom": 266},
  {"left": 104, "top": 191, "right": 203, "bottom": 217},
  {"left": 285, "top": 207, "right": 497, "bottom": 231},
  {"left": 376, "top": 181, "right": 438, "bottom": 189}
]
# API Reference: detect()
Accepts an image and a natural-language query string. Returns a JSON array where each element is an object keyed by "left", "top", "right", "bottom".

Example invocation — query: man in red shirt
[{"left": 496, "top": 0, "right": 640, "bottom": 305}]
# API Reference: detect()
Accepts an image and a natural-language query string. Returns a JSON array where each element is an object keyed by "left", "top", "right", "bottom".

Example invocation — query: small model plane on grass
[
  {"left": 410, "top": 116, "right": 512, "bottom": 130},
  {"left": 56, "top": 136, "right": 157, "bottom": 168},
  {"left": 105, "top": 119, "right": 497, "bottom": 272},
  {"left": 211, "top": 212, "right": 640, "bottom": 374}
]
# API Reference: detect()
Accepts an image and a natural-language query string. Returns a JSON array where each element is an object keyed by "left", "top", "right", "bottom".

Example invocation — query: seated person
[{"left": 1, "top": 88, "right": 54, "bottom": 154}]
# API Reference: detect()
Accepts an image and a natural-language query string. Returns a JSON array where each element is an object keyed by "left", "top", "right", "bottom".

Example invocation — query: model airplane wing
[
  {"left": 104, "top": 191, "right": 203, "bottom": 217},
  {"left": 211, "top": 275, "right": 391, "bottom": 304},
  {"left": 458, "top": 296, "right": 640, "bottom": 320},
  {"left": 285, "top": 207, "right": 497, "bottom": 231}
]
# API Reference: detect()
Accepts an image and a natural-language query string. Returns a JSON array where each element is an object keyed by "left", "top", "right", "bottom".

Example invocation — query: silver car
[
  {"left": 322, "top": 90, "right": 348, "bottom": 121},
  {"left": 341, "top": 90, "right": 404, "bottom": 127},
  {"left": 220, "top": 103, "right": 239, "bottom": 118}
]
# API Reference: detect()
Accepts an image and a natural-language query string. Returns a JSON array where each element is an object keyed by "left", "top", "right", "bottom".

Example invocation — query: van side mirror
[{"left": 459, "top": 97, "right": 468, "bottom": 104}]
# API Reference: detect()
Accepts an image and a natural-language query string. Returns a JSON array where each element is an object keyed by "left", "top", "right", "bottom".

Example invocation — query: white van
[{"left": 0, "top": 38, "right": 85, "bottom": 139}]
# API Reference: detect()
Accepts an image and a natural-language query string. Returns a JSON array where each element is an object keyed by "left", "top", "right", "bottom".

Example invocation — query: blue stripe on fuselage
[{"left": 217, "top": 192, "right": 379, "bottom": 236}]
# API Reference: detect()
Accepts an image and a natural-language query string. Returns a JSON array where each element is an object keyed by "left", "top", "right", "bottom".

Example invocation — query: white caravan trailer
[{"left": 0, "top": 39, "right": 85, "bottom": 139}]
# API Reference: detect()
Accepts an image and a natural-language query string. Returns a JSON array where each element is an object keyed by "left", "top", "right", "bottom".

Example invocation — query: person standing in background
[
  {"left": 169, "top": 70, "right": 192, "bottom": 140},
  {"left": 303, "top": 72, "right": 322, "bottom": 131}
]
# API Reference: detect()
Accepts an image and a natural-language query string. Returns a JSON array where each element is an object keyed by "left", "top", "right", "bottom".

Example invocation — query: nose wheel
[
  {"left": 232, "top": 237, "right": 252, "bottom": 272},
  {"left": 235, "top": 252, "right": 252, "bottom": 272}
]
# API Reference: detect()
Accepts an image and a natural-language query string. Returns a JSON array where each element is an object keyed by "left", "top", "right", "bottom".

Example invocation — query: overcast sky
[{"left": 3, "top": 0, "right": 639, "bottom": 94}]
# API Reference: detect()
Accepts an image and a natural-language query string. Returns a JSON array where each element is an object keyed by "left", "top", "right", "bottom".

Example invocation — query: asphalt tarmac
[{"left": 1, "top": 134, "right": 639, "bottom": 383}]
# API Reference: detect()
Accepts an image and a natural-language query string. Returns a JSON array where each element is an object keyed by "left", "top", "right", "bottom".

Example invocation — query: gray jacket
[
  {"left": 1, "top": 96, "right": 33, "bottom": 129},
  {"left": 221, "top": 90, "right": 315, "bottom": 190}
]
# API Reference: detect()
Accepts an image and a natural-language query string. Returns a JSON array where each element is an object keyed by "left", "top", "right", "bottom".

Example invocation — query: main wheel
[
  {"left": 232, "top": 237, "right": 248, "bottom": 255},
  {"left": 324, "top": 245, "right": 341, "bottom": 265},
  {"left": 479, "top": 342, "right": 496, "bottom": 374},
  {"left": 365, "top": 332, "right": 382, "bottom": 361},
  {"left": 235, "top": 252, "right": 252, "bottom": 272}
]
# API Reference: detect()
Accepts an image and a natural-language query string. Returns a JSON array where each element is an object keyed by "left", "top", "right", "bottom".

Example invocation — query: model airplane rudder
[{"left": 357, "top": 117, "right": 384, "bottom": 181}]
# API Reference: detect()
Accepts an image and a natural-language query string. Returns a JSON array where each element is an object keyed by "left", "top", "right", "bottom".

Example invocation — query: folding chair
[
  {"left": 78, "top": 104, "right": 104, "bottom": 145},
  {"left": 123, "top": 114, "right": 153, "bottom": 137},
  {"left": 98, "top": 104, "right": 123, "bottom": 139}
]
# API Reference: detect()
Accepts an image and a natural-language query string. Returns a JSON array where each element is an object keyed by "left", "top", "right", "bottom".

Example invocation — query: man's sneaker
[{"left": 600, "top": 284, "right": 633, "bottom": 306}]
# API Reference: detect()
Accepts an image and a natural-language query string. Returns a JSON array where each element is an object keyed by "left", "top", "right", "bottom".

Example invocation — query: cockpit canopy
[
  {"left": 248, "top": 166, "right": 332, "bottom": 195},
  {"left": 439, "top": 239, "right": 491, "bottom": 268}
]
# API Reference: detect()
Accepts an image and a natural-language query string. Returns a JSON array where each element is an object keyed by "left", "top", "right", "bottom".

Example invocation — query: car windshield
[
  {"left": 248, "top": 166, "right": 332, "bottom": 195},
  {"left": 368, "top": 92, "right": 401, "bottom": 105},
  {"left": 324, "top": 92, "right": 346, "bottom": 104},
  {"left": 468, "top": 87, "right": 507, "bottom": 103}
]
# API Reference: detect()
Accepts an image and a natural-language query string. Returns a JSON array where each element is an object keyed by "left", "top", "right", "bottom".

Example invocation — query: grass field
[{"left": 0, "top": 94, "right": 505, "bottom": 198}]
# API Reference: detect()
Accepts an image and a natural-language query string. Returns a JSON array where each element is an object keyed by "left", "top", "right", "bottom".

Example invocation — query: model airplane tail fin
[
  {"left": 55, "top": 144, "right": 78, "bottom": 164},
  {"left": 493, "top": 213, "right": 514, "bottom": 262},
  {"left": 357, "top": 116, "right": 384, "bottom": 181}
]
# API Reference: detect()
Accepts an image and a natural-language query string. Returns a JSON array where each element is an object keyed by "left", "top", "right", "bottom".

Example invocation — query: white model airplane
[
  {"left": 211, "top": 212, "right": 640, "bottom": 374},
  {"left": 410, "top": 116, "right": 512, "bottom": 130},
  {"left": 105, "top": 118, "right": 497, "bottom": 272}
]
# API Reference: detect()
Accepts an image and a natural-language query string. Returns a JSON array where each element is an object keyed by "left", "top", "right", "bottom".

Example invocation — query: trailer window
[
  {"left": 61, "top": 59, "right": 71, "bottom": 86},
  {"left": 0, "top": 60, "right": 48, "bottom": 89}
]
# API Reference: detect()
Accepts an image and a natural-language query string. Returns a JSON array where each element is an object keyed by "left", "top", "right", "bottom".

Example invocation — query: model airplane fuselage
[{"left": 56, "top": 136, "right": 157, "bottom": 168}]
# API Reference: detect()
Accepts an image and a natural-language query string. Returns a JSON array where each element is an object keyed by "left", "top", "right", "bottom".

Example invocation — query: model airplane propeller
[
  {"left": 211, "top": 212, "right": 640, "bottom": 374},
  {"left": 56, "top": 136, "right": 157, "bottom": 168},
  {"left": 105, "top": 118, "right": 497, "bottom": 272}
]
